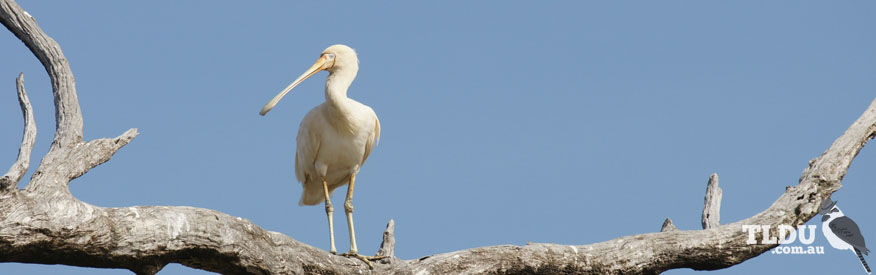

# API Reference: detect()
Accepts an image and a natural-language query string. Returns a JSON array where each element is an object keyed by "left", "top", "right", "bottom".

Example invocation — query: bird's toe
[{"left": 340, "top": 252, "right": 387, "bottom": 269}]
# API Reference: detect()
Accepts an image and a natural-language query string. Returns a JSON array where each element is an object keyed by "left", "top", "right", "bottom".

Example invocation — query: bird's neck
[
  {"left": 324, "top": 67, "right": 357, "bottom": 109},
  {"left": 323, "top": 67, "right": 358, "bottom": 135}
]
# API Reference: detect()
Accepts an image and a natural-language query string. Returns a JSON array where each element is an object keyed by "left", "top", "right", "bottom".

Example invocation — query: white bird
[{"left": 260, "top": 44, "right": 382, "bottom": 264}]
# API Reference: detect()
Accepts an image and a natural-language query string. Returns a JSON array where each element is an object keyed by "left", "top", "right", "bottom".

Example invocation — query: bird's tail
[
  {"left": 855, "top": 248, "right": 872, "bottom": 274},
  {"left": 299, "top": 182, "right": 326, "bottom": 206}
]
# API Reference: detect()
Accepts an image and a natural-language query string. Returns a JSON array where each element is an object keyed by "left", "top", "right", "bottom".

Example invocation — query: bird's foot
[{"left": 341, "top": 251, "right": 388, "bottom": 269}]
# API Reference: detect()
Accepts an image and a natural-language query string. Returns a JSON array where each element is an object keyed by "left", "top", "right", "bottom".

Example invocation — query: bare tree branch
[
  {"left": 0, "top": 0, "right": 81, "bottom": 149},
  {"left": 408, "top": 107, "right": 875, "bottom": 273},
  {"left": 1, "top": 73, "right": 35, "bottom": 192},
  {"left": 0, "top": 200, "right": 370, "bottom": 275},
  {"left": 66, "top": 128, "right": 138, "bottom": 181},
  {"left": 0, "top": 0, "right": 136, "bottom": 197},
  {"left": 1, "top": 0, "right": 875, "bottom": 274},
  {"left": 702, "top": 173, "right": 722, "bottom": 229}
]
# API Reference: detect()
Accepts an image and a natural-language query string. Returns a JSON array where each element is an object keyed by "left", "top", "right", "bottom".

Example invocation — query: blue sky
[{"left": 1, "top": 1, "right": 875, "bottom": 274}]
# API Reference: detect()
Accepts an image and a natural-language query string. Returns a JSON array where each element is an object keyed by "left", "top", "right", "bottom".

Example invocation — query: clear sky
[{"left": 1, "top": 1, "right": 875, "bottom": 274}]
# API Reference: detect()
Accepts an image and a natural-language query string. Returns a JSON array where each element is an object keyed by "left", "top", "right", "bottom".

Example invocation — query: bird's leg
[
  {"left": 345, "top": 173, "right": 359, "bottom": 254},
  {"left": 340, "top": 173, "right": 387, "bottom": 268},
  {"left": 322, "top": 177, "right": 337, "bottom": 254}
]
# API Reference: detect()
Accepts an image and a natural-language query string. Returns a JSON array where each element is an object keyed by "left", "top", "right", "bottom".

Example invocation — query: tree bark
[
  {"left": 2, "top": 0, "right": 875, "bottom": 274},
  {"left": 0, "top": 73, "right": 34, "bottom": 191},
  {"left": 702, "top": 173, "right": 722, "bottom": 229},
  {"left": 660, "top": 218, "right": 677, "bottom": 232}
]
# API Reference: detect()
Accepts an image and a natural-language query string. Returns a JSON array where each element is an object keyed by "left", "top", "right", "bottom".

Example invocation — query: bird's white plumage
[
  {"left": 296, "top": 98, "right": 379, "bottom": 205},
  {"left": 259, "top": 44, "right": 380, "bottom": 257}
]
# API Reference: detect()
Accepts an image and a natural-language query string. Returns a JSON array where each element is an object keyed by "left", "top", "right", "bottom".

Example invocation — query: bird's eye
[{"left": 324, "top": 53, "right": 336, "bottom": 59}]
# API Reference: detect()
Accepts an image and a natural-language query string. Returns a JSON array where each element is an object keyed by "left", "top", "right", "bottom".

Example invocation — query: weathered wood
[
  {"left": 0, "top": 0, "right": 80, "bottom": 149},
  {"left": 2, "top": 0, "right": 875, "bottom": 274},
  {"left": 377, "top": 219, "right": 396, "bottom": 258},
  {"left": 702, "top": 173, "right": 722, "bottom": 229},
  {"left": 661, "top": 218, "right": 677, "bottom": 232},
  {"left": 0, "top": 73, "right": 35, "bottom": 191},
  {"left": 0, "top": 198, "right": 372, "bottom": 274}
]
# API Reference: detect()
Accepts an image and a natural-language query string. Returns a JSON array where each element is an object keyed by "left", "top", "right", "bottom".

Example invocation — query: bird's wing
[
  {"left": 362, "top": 115, "right": 380, "bottom": 163},
  {"left": 829, "top": 216, "right": 869, "bottom": 252},
  {"left": 295, "top": 110, "right": 322, "bottom": 183}
]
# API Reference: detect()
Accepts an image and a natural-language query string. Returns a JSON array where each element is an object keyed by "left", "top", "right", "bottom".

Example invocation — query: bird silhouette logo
[{"left": 820, "top": 197, "right": 871, "bottom": 274}]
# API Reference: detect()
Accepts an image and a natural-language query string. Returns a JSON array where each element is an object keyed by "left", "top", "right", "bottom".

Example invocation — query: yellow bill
[{"left": 259, "top": 54, "right": 333, "bottom": 116}]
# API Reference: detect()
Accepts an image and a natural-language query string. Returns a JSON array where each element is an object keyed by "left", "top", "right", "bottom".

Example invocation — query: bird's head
[
  {"left": 820, "top": 198, "right": 845, "bottom": 222},
  {"left": 259, "top": 44, "right": 359, "bottom": 116},
  {"left": 820, "top": 198, "right": 835, "bottom": 222},
  {"left": 321, "top": 44, "right": 359, "bottom": 73},
  {"left": 821, "top": 206, "right": 846, "bottom": 222},
  {"left": 818, "top": 198, "right": 837, "bottom": 215}
]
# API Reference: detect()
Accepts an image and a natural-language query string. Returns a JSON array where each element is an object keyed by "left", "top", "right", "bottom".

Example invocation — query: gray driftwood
[
  {"left": 2, "top": 0, "right": 875, "bottom": 274},
  {"left": 0, "top": 73, "right": 34, "bottom": 191},
  {"left": 702, "top": 173, "right": 722, "bottom": 229},
  {"left": 377, "top": 219, "right": 397, "bottom": 258}
]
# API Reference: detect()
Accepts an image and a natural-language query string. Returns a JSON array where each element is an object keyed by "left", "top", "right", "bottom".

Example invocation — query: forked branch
[{"left": 0, "top": 0, "right": 81, "bottom": 149}]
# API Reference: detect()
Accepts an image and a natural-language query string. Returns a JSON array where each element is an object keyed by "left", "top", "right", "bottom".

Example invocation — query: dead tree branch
[
  {"left": 0, "top": 73, "right": 35, "bottom": 191},
  {"left": 702, "top": 173, "right": 722, "bottom": 229},
  {"left": 1, "top": 0, "right": 874, "bottom": 274}
]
